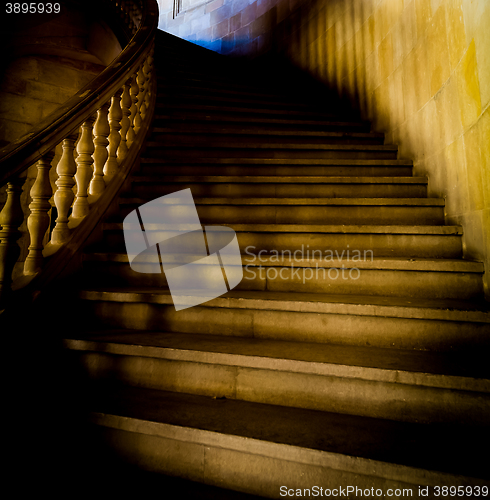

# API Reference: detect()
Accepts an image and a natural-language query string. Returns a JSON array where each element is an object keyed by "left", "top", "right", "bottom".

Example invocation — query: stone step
[
  {"left": 75, "top": 289, "right": 490, "bottom": 351},
  {"left": 156, "top": 102, "right": 360, "bottom": 122},
  {"left": 157, "top": 89, "right": 332, "bottom": 111},
  {"left": 155, "top": 99, "right": 338, "bottom": 115},
  {"left": 153, "top": 113, "right": 370, "bottom": 131},
  {"left": 100, "top": 223, "right": 463, "bottom": 258},
  {"left": 80, "top": 254, "right": 483, "bottom": 300},
  {"left": 63, "top": 331, "right": 490, "bottom": 425},
  {"left": 138, "top": 158, "right": 413, "bottom": 177},
  {"left": 156, "top": 82, "right": 306, "bottom": 102},
  {"left": 127, "top": 176, "right": 425, "bottom": 198},
  {"left": 82, "top": 388, "right": 490, "bottom": 492},
  {"left": 151, "top": 126, "right": 384, "bottom": 140},
  {"left": 115, "top": 197, "right": 444, "bottom": 224},
  {"left": 156, "top": 68, "right": 270, "bottom": 91},
  {"left": 150, "top": 128, "right": 385, "bottom": 145},
  {"left": 157, "top": 71, "right": 322, "bottom": 101},
  {"left": 158, "top": 69, "right": 343, "bottom": 110},
  {"left": 143, "top": 144, "right": 399, "bottom": 160}
]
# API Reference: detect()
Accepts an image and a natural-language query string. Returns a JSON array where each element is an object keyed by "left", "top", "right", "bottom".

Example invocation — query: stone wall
[
  {"left": 158, "top": 0, "right": 291, "bottom": 54},
  {"left": 0, "top": 4, "right": 122, "bottom": 148},
  {"left": 159, "top": 0, "right": 490, "bottom": 297}
]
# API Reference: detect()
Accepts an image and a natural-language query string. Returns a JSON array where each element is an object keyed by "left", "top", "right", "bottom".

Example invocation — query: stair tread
[
  {"left": 157, "top": 82, "right": 292, "bottom": 99},
  {"left": 119, "top": 197, "right": 444, "bottom": 206},
  {"left": 64, "top": 331, "right": 490, "bottom": 384},
  {"left": 102, "top": 222, "right": 462, "bottom": 234},
  {"left": 85, "top": 385, "right": 490, "bottom": 480},
  {"left": 154, "top": 114, "right": 369, "bottom": 127},
  {"left": 77, "top": 288, "right": 490, "bottom": 322},
  {"left": 139, "top": 158, "right": 413, "bottom": 165},
  {"left": 157, "top": 94, "right": 334, "bottom": 109},
  {"left": 157, "top": 102, "right": 345, "bottom": 115},
  {"left": 82, "top": 252, "right": 483, "bottom": 273},
  {"left": 145, "top": 142, "right": 398, "bottom": 151},
  {"left": 129, "top": 175, "right": 422, "bottom": 183},
  {"left": 152, "top": 127, "right": 384, "bottom": 138}
]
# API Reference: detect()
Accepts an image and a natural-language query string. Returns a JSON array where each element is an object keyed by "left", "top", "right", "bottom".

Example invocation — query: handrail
[{"left": 0, "top": 0, "right": 159, "bottom": 308}]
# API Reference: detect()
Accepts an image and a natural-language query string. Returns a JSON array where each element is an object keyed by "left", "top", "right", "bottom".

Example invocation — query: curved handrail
[{"left": 0, "top": 0, "right": 159, "bottom": 308}]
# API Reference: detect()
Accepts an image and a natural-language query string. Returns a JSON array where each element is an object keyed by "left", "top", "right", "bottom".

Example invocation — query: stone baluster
[
  {"left": 72, "top": 117, "right": 95, "bottom": 220},
  {"left": 24, "top": 151, "right": 55, "bottom": 274},
  {"left": 137, "top": 63, "right": 147, "bottom": 122},
  {"left": 145, "top": 49, "right": 154, "bottom": 111},
  {"left": 105, "top": 89, "right": 123, "bottom": 182},
  {"left": 0, "top": 177, "right": 24, "bottom": 301},
  {"left": 89, "top": 101, "right": 110, "bottom": 197},
  {"left": 52, "top": 133, "right": 78, "bottom": 244},
  {"left": 130, "top": 72, "right": 141, "bottom": 137},
  {"left": 119, "top": 80, "right": 132, "bottom": 159}
]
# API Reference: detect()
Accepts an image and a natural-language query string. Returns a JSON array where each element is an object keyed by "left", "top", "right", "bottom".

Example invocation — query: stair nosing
[
  {"left": 77, "top": 289, "right": 490, "bottom": 323},
  {"left": 88, "top": 411, "right": 489, "bottom": 486},
  {"left": 82, "top": 253, "right": 483, "bottom": 273},
  {"left": 129, "top": 175, "right": 424, "bottom": 183},
  {"left": 101, "top": 222, "right": 461, "bottom": 234},
  {"left": 155, "top": 114, "right": 371, "bottom": 126},
  {"left": 63, "top": 337, "right": 490, "bottom": 392},
  {"left": 145, "top": 142, "right": 398, "bottom": 151},
  {"left": 118, "top": 197, "right": 443, "bottom": 206},
  {"left": 152, "top": 127, "right": 385, "bottom": 138},
  {"left": 139, "top": 158, "right": 413, "bottom": 165}
]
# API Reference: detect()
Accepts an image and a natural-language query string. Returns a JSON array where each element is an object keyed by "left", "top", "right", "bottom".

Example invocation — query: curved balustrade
[{"left": 0, "top": 0, "right": 159, "bottom": 307}]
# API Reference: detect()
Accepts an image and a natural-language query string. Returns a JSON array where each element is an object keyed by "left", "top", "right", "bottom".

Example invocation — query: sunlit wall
[{"left": 159, "top": 0, "right": 489, "bottom": 297}]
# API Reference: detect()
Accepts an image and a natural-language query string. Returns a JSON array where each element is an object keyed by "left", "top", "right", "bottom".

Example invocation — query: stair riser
[
  {"left": 69, "top": 350, "right": 490, "bottom": 425},
  {"left": 90, "top": 423, "right": 485, "bottom": 497},
  {"left": 101, "top": 230, "right": 463, "bottom": 259},
  {"left": 117, "top": 204, "right": 444, "bottom": 225},
  {"left": 157, "top": 83, "right": 290, "bottom": 100},
  {"left": 154, "top": 117, "right": 370, "bottom": 132},
  {"left": 156, "top": 97, "right": 338, "bottom": 113},
  {"left": 130, "top": 183, "right": 427, "bottom": 198},
  {"left": 151, "top": 134, "right": 385, "bottom": 146},
  {"left": 144, "top": 148, "right": 398, "bottom": 160},
  {"left": 139, "top": 164, "right": 413, "bottom": 177},
  {"left": 77, "top": 300, "right": 489, "bottom": 352},
  {"left": 157, "top": 103, "right": 342, "bottom": 119},
  {"left": 80, "top": 262, "right": 483, "bottom": 300},
  {"left": 158, "top": 75, "right": 265, "bottom": 92}
]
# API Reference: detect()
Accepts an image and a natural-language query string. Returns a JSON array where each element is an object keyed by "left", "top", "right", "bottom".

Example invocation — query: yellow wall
[
  {"left": 282, "top": 0, "right": 490, "bottom": 296},
  {"left": 159, "top": 0, "right": 489, "bottom": 295},
  {"left": 185, "top": 0, "right": 488, "bottom": 296}
]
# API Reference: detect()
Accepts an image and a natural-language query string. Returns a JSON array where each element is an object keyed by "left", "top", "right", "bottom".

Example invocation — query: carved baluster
[
  {"left": 137, "top": 63, "right": 147, "bottom": 122},
  {"left": 119, "top": 80, "right": 132, "bottom": 159},
  {"left": 72, "top": 117, "right": 95, "bottom": 220},
  {"left": 24, "top": 152, "right": 55, "bottom": 274},
  {"left": 0, "top": 177, "right": 24, "bottom": 300},
  {"left": 105, "top": 89, "right": 123, "bottom": 182},
  {"left": 89, "top": 102, "right": 110, "bottom": 197},
  {"left": 52, "top": 133, "right": 78, "bottom": 244},
  {"left": 130, "top": 73, "right": 141, "bottom": 137},
  {"left": 145, "top": 49, "right": 154, "bottom": 111}
]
